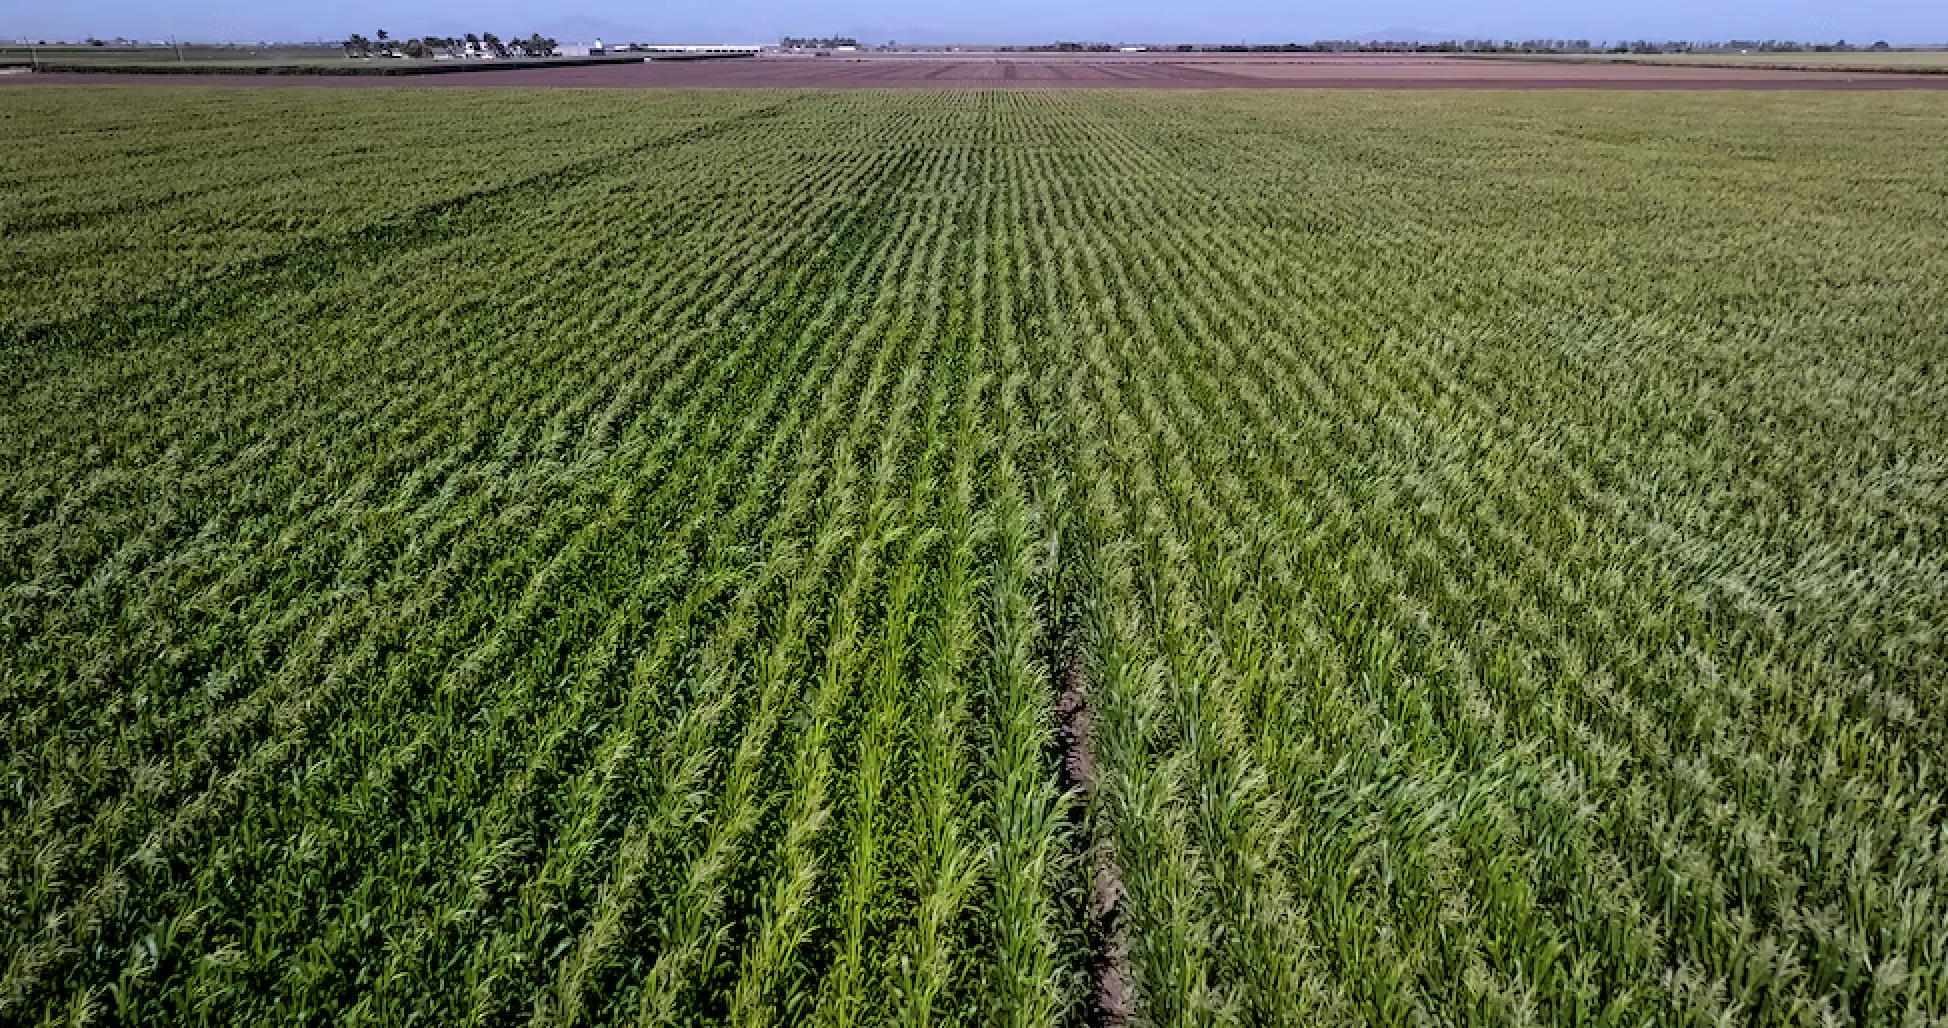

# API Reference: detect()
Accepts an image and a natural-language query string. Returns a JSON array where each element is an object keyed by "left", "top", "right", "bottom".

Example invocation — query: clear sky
[{"left": 7, "top": 0, "right": 1943, "bottom": 46}]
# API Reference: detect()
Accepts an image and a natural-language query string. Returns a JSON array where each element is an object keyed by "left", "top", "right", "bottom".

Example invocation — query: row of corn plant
[{"left": 6, "top": 87, "right": 1945, "bottom": 1027}]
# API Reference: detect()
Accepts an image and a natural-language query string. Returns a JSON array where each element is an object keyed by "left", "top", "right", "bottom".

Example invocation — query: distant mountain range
[
  {"left": 531, "top": 16, "right": 654, "bottom": 44},
  {"left": 1349, "top": 28, "right": 1467, "bottom": 43},
  {"left": 531, "top": 15, "right": 780, "bottom": 45}
]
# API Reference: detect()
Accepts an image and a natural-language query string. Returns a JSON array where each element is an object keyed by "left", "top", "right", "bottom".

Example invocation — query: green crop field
[
  {"left": 4, "top": 87, "right": 1946, "bottom": 1026},
  {"left": 1492, "top": 51, "right": 1948, "bottom": 74},
  {"left": 1621, "top": 51, "right": 1948, "bottom": 68},
  {"left": 1645, "top": 50, "right": 1948, "bottom": 66}
]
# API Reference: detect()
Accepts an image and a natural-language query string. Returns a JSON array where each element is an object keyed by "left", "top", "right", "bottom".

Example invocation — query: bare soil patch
[
  {"left": 1189, "top": 56, "right": 1948, "bottom": 88},
  {"left": 1056, "top": 649, "right": 1133, "bottom": 1028}
]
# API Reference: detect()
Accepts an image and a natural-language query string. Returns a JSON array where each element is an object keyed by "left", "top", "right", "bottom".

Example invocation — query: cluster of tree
[
  {"left": 341, "top": 30, "right": 558, "bottom": 59},
  {"left": 1565, "top": 39, "right": 1893, "bottom": 54},
  {"left": 1001, "top": 43, "right": 1184, "bottom": 52},
  {"left": 1691, "top": 39, "right": 1888, "bottom": 52},
  {"left": 779, "top": 36, "right": 859, "bottom": 49}
]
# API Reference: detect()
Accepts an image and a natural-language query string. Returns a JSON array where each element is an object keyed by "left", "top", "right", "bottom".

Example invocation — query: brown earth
[
  {"left": 7, "top": 54, "right": 1948, "bottom": 89},
  {"left": 1055, "top": 649, "right": 1132, "bottom": 1028}
]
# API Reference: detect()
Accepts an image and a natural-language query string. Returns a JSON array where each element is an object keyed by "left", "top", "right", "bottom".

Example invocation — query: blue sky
[{"left": 7, "top": 1, "right": 1943, "bottom": 45}]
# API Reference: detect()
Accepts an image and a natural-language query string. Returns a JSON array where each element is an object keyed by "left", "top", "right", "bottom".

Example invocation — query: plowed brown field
[{"left": 8, "top": 54, "right": 1948, "bottom": 89}]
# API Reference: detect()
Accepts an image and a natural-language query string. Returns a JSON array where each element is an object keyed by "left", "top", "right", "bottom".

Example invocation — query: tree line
[{"left": 341, "top": 30, "right": 560, "bottom": 59}]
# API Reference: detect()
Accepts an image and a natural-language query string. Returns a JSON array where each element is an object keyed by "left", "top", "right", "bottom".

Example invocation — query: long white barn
[{"left": 641, "top": 45, "right": 763, "bottom": 60}]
